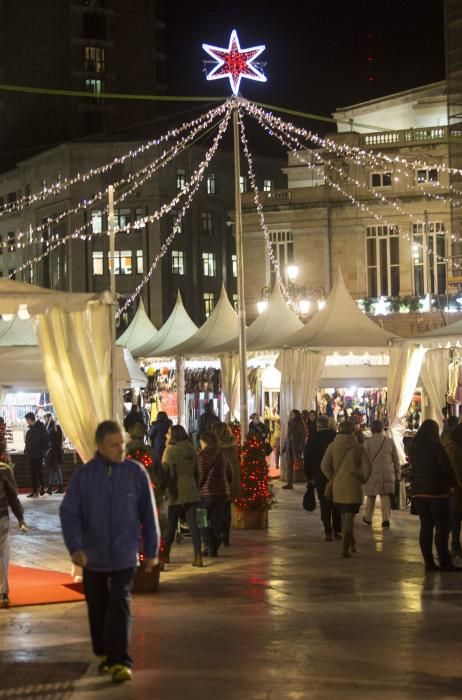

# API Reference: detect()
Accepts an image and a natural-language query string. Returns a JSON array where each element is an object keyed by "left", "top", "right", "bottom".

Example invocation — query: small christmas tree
[{"left": 236, "top": 431, "right": 272, "bottom": 512}]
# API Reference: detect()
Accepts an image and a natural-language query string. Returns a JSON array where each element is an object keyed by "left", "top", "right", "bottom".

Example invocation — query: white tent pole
[
  {"left": 176, "top": 355, "right": 186, "bottom": 427},
  {"left": 233, "top": 108, "right": 248, "bottom": 444},
  {"left": 108, "top": 184, "right": 118, "bottom": 420}
]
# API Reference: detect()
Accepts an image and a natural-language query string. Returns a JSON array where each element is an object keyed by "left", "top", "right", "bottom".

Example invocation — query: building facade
[
  {"left": 242, "top": 81, "right": 462, "bottom": 336},
  {"left": 0, "top": 140, "right": 286, "bottom": 330},
  {"left": 0, "top": 0, "right": 167, "bottom": 171}
]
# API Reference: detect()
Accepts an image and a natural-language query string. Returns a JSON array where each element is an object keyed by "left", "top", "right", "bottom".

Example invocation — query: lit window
[
  {"left": 116, "top": 208, "right": 131, "bottom": 228},
  {"left": 416, "top": 168, "right": 439, "bottom": 184},
  {"left": 136, "top": 250, "right": 143, "bottom": 274},
  {"left": 176, "top": 168, "right": 186, "bottom": 191},
  {"left": 201, "top": 211, "right": 213, "bottom": 235},
  {"left": 171, "top": 250, "right": 185, "bottom": 275},
  {"left": 108, "top": 250, "right": 132, "bottom": 275},
  {"left": 365, "top": 226, "right": 400, "bottom": 297},
  {"left": 232, "top": 293, "right": 238, "bottom": 311},
  {"left": 84, "top": 46, "right": 106, "bottom": 72},
  {"left": 41, "top": 178, "right": 46, "bottom": 191},
  {"left": 202, "top": 252, "right": 216, "bottom": 277},
  {"left": 370, "top": 172, "right": 392, "bottom": 188},
  {"left": 267, "top": 230, "right": 294, "bottom": 286},
  {"left": 203, "top": 292, "right": 215, "bottom": 318},
  {"left": 7, "top": 231, "right": 15, "bottom": 253},
  {"left": 412, "top": 222, "right": 446, "bottom": 296},
  {"left": 92, "top": 251, "right": 104, "bottom": 275},
  {"left": 231, "top": 254, "right": 237, "bottom": 277},
  {"left": 91, "top": 210, "right": 103, "bottom": 234},
  {"left": 207, "top": 173, "right": 216, "bottom": 195},
  {"left": 263, "top": 179, "right": 273, "bottom": 192},
  {"left": 239, "top": 176, "right": 247, "bottom": 193},
  {"left": 85, "top": 78, "right": 105, "bottom": 102},
  {"left": 171, "top": 210, "right": 183, "bottom": 234}
]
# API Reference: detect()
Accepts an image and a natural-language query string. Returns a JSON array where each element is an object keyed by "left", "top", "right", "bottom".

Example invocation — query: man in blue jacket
[{"left": 60, "top": 420, "right": 159, "bottom": 684}]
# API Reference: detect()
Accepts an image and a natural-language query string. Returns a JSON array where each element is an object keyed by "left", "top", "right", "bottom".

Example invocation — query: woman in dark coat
[
  {"left": 198, "top": 431, "right": 232, "bottom": 557},
  {"left": 44, "top": 413, "right": 64, "bottom": 494},
  {"left": 408, "top": 419, "right": 459, "bottom": 572},
  {"left": 148, "top": 411, "right": 172, "bottom": 465},
  {"left": 282, "top": 409, "right": 306, "bottom": 489},
  {"left": 213, "top": 422, "right": 240, "bottom": 546}
]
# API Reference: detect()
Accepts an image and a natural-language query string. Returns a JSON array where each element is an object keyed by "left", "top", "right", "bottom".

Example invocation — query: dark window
[
  {"left": 201, "top": 211, "right": 214, "bottom": 235},
  {"left": 83, "top": 13, "right": 106, "bottom": 40},
  {"left": 6, "top": 191, "right": 16, "bottom": 204}
]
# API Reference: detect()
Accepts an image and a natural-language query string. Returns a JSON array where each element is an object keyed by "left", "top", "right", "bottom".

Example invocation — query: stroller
[{"left": 175, "top": 505, "right": 192, "bottom": 545}]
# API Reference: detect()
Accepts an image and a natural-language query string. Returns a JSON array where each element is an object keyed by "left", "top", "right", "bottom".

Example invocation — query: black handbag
[{"left": 303, "top": 482, "right": 316, "bottom": 512}]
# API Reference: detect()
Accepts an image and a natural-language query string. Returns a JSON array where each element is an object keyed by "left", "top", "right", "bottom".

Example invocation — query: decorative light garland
[
  {"left": 116, "top": 106, "right": 233, "bottom": 317},
  {"left": 0, "top": 100, "right": 231, "bottom": 218},
  {"left": 10, "top": 110, "right": 233, "bottom": 280}
]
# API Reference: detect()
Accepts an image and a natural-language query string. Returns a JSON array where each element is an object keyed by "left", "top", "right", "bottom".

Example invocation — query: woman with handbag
[
  {"left": 363, "top": 420, "right": 400, "bottom": 528},
  {"left": 321, "top": 421, "right": 372, "bottom": 558},
  {"left": 408, "top": 419, "right": 460, "bottom": 572},
  {"left": 198, "top": 431, "right": 232, "bottom": 557},
  {"left": 162, "top": 425, "right": 203, "bottom": 567}
]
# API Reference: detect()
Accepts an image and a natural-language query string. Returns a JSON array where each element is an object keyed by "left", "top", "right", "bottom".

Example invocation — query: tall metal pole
[
  {"left": 233, "top": 108, "right": 248, "bottom": 443},
  {"left": 108, "top": 185, "right": 118, "bottom": 420}
]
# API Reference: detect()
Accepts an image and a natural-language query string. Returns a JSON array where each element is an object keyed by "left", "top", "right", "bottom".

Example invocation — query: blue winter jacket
[{"left": 60, "top": 454, "right": 160, "bottom": 572}]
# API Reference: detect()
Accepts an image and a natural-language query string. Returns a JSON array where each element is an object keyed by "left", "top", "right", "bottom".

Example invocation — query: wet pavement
[{"left": 1, "top": 484, "right": 462, "bottom": 699}]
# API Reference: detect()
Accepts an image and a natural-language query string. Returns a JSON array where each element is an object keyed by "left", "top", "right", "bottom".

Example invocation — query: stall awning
[
  {"left": 283, "top": 269, "right": 397, "bottom": 351},
  {"left": 135, "top": 291, "right": 199, "bottom": 358},
  {"left": 117, "top": 299, "right": 158, "bottom": 356}
]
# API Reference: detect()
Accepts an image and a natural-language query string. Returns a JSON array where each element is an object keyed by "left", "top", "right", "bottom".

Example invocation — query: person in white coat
[{"left": 363, "top": 420, "right": 400, "bottom": 528}]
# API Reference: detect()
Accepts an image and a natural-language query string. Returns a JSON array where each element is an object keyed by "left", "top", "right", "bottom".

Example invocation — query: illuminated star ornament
[{"left": 202, "top": 29, "right": 267, "bottom": 96}]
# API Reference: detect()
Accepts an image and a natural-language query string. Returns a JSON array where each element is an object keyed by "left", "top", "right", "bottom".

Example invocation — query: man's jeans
[{"left": 83, "top": 567, "right": 136, "bottom": 667}]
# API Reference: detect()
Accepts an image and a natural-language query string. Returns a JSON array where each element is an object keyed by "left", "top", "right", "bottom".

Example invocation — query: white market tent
[
  {"left": 0, "top": 278, "right": 140, "bottom": 460},
  {"left": 135, "top": 291, "right": 199, "bottom": 358},
  {"left": 116, "top": 298, "right": 158, "bottom": 356},
  {"left": 166, "top": 285, "right": 239, "bottom": 356}
]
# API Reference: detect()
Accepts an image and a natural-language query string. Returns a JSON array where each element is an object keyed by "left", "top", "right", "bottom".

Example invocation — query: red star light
[{"left": 202, "top": 30, "right": 266, "bottom": 96}]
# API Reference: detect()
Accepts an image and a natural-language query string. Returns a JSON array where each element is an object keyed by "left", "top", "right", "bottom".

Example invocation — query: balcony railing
[{"left": 361, "top": 126, "right": 448, "bottom": 148}]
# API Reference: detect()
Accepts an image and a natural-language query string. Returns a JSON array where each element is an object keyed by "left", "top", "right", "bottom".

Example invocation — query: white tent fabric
[
  {"left": 247, "top": 283, "right": 304, "bottom": 351},
  {"left": 0, "top": 345, "right": 145, "bottom": 391},
  {"left": 420, "top": 348, "right": 449, "bottom": 429},
  {"left": 416, "top": 317, "right": 462, "bottom": 344},
  {"left": 220, "top": 353, "right": 240, "bottom": 420},
  {"left": 0, "top": 317, "right": 37, "bottom": 345},
  {"left": 116, "top": 299, "right": 157, "bottom": 356},
  {"left": 275, "top": 349, "right": 326, "bottom": 479},
  {"left": 283, "top": 269, "right": 396, "bottom": 350},
  {"left": 0, "top": 278, "right": 104, "bottom": 314},
  {"left": 135, "top": 291, "right": 198, "bottom": 358},
  {"left": 387, "top": 344, "right": 426, "bottom": 463},
  {"left": 166, "top": 286, "right": 238, "bottom": 356}
]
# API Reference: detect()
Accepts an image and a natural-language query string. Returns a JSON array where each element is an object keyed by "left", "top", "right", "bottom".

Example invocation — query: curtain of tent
[
  {"left": 387, "top": 344, "right": 426, "bottom": 464},
  {"left": 220, "top": 353, "right": 240, "bottom": 421},
  {"left": 35, "top": 302, "right": 113, "bottom": 462},
  {"left": 420, "top": 348, "right": 448, "bottom": 429},
  {"left": 275, "top": 349, "right": 326, "bottom": 479}
]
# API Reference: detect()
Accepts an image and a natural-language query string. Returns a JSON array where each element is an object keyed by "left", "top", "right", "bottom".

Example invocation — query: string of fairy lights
[
  {"left": 12, "top": 107, "right": 233, "bottom": 281},
  {"left": 0, "top": 100, "right": 232, "bottom": 219},
  {"left": 3, "top": 87, "right": 462, "bottom": 315},
  {"left": 242, "top": 99, "right": 462, "bottom": 274}
]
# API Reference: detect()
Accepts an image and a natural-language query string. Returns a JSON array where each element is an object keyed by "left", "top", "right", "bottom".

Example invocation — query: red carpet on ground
[{"left": 7, "top": 565, "right": 85, "bottom": 607}]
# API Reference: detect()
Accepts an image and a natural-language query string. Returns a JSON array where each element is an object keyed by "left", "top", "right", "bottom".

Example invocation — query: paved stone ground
[{"left": 0, "top": 484, "right": 461, "bottom": 699}]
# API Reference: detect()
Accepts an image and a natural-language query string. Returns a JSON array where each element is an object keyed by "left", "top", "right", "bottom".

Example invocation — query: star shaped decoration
[{"left": 202, "top": 29, "right": 267, "bottom": 96}]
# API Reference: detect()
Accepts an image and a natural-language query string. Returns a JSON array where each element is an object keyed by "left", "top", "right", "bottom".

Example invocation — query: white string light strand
[
  {"left": 1, "top": 104, "right": 228, "bottom": 254},
  {"left": 10, "top": 109, "right": 233, "bottom": 279},
  {"left": 0, "top": 100, "right": 232, "bottom": 217},
  {"left": 237, "top": 110, "right": 298, "bottom": 311},
  {"left": 117, "top": 106, "right": 233, "bottom": 317}
]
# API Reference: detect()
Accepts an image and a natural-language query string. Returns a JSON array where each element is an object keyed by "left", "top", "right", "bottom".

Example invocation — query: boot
[
  {"left": 282, "top": 482, "right": 293, "bottom": 490},
  {"left": 57, "top": 486, "right": 65, "bottom": 494},
  {"left": 46, "top": 486, "right": 53, "bottom": 495},
  {"left": 424, "top": 558, "right": 439, "bottom": 572},
  {"left": 342, "top": 531, "right": 352, "bottom": 558},
  {"left": 161, "top": 544, "right": 170, "bottom": 564},
  {"left": 192, "top": 554, "right": 203, "bottom": 568}
]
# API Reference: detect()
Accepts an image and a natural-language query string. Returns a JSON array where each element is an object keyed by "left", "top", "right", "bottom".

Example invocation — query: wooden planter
[
  {"left": 232, "top": 505, "right": 269, "bottom": 530},
  {"left": 133, "top": 564, "right": 161, "bottom": 594}
]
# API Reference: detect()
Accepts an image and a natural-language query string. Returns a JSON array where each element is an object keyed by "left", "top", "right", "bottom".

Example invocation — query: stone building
[
  {"left": 0, "top": 139, "right": 285, "bottom": 329},
  {"left": 242, "top": 81, "right": 462, "bottom": 337}
]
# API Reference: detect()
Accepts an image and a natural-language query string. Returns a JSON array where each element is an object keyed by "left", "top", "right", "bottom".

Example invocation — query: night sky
[{"left": 165, "top": 0, "right": 446, "bottom": 126}]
